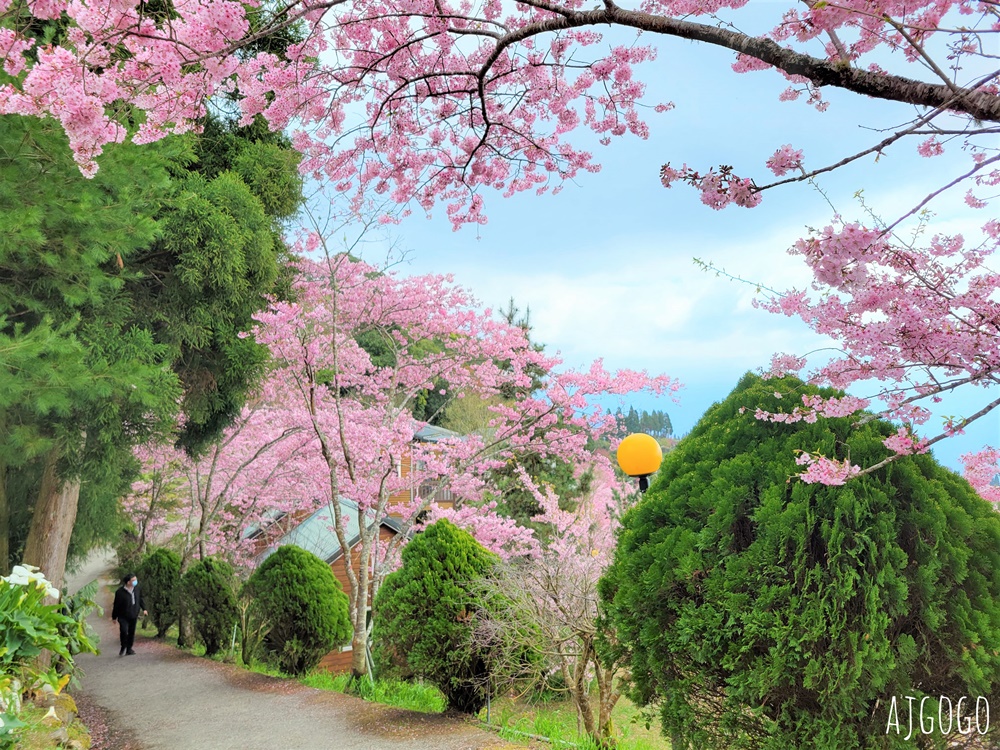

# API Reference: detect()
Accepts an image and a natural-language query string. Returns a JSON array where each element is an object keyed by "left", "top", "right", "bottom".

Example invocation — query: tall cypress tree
[
  {"left": 0, "top": 116, "right": 186, "bottom": 582},
  {"left": 600, "top": 373, "right": 1000, "bottom": 749},
  {"left": 0, "top": 113, "right": 304, "bottom": 583}
]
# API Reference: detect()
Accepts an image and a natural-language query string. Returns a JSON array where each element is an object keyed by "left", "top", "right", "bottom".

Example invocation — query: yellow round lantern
[{"left": 616, "top": 433, "right": 663, "bottom": 493}]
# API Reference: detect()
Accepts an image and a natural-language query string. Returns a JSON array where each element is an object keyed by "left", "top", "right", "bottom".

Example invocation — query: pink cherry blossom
[
  {"left": 765, "top": 145, "right": 804, "bottom": 176},
  {"left": 127, "top": 252, "right": 677, "bottom": 676}
]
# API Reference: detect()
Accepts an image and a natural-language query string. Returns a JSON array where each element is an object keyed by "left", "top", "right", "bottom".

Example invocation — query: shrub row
[{"left": 135, "top": 544, "right": 350, "bottom": 674}]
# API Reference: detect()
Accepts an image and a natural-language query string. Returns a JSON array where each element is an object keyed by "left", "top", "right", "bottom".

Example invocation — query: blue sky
[{"left": 342, "top": 4, "right": 998, "bottom": 473}]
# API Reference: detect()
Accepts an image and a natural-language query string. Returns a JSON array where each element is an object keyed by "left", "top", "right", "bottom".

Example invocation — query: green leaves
[
  {"left": 601, "top": 373, "right": 1000, "bottom": 749},
  {"left": 374, "top": 521, "right": 499, "bottom": 714},
  {"left": 0, "top": 569, "right": 96, "bottom": 749},
  {"left": 137, "top": 548, "right": 181, "bottom": 637},
  {"left": 181, "top": 557, "right": 239, "bottom": 657},
  {"left": 245, "top": 545, "right": 350, "bottom": 675}
]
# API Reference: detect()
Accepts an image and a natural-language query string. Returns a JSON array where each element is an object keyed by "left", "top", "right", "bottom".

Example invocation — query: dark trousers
[{"left": 118, "top": 617, "right": 137, "bottom": 652}]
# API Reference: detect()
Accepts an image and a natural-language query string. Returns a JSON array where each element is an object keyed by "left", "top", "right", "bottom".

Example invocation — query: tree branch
[{"left": 479, "top": 6, "right": 1000, "bottom": 123}]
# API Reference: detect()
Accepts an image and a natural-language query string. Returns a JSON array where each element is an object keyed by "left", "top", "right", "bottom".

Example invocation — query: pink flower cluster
[
  {"left": 960, "top": 449, "right": 1000, "bottom": 506},
  {"left": 659, "top": 163, "right": 761, "bottom": 209},
  {"left": 752, "top": 207, "right": 1000, "bottom": 493},
  {"left": 882, "top": 427, "right": 929, "bottom": 456},
  {"left": 765, "top": 144, "right": 804, "bottom": 176},
  {"left": 794, "top": 451, "right": 861, "bottom": 486}
]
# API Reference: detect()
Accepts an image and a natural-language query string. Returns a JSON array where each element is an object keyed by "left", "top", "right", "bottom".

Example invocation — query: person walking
[{"left": 112, "top": 572, "right": 147, "bottom": 656}]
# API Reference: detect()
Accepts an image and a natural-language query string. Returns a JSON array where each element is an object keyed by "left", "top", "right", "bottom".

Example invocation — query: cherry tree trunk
[
  {"left": 349, "top": 555, "right": 371, "bottom": 680},
  {"left": 22, "top": 447, "right": 80, "bottom": 595},
  {"left": 176, "top": 550, "right": 196, "bottom": 647},
  {"left": 573, "top": 642, "right": 598, "bottom": 740},
  {"left": 596, "top": 665, "right": 619, "bottom": 748},
  {"left": 350, "top": 627, "right": 368, "bottom": 678}
]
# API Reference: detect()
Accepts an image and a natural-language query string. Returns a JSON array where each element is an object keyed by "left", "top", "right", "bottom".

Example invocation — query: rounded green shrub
[
  {"left": 137, "top": 547, "right": 181, "bottom": 637},
  {"left": 600, "top": 373, "right": 1000, "bottom": 750},
  {"left": 374, "top": 520, "right": 499, "bottom": 714},
  {"left": 180, "top": 557, "right": 238, "bottom": 656},
  {"left": 244, "top": 545, "right": 350, "bottom": 675}
]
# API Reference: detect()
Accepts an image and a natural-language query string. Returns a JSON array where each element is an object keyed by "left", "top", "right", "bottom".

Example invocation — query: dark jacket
[{"left": 112, "top": 585, "right": 145, "bottom": 621}]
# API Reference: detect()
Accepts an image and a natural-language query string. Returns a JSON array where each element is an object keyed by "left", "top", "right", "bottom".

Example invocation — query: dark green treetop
[
  {"left": 374, "top": 520, "right": 500, "bottom": 713},
  {"left": 600, "top": 372, "right": 1000, "bottom": 750}
]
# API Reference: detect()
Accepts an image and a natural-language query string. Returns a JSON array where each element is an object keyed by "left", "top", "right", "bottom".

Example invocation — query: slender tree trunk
[
  {"left": 573, "top": 641, "right": 597, "bottom": 741},
  {"left": 22, "top": 446, "right": 80, "bottom": 595},
  {"left": 349, "top": 536, "right": 372, "bottom": 679},
  {"left": 595, "top": 663, "right": 619, "bottom": 748},
  {"left": 0, "top": 457, "right": 9, "bottom": 576}
]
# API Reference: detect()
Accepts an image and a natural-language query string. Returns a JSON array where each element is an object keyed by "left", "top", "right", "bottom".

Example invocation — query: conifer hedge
[
  {"left": 244, "top": 545, "right": 350, "bottom": 675},
  {"left": 181, "top": 557, "right": 239, "bottom": 657},
  {"left": 600, "top": 373, "right": 1000, "bottom": 750},
  {"left": 374, "top": 520, "right": 498, "bottom": 713},
  {"left": 137, "top": 547, "right": 181, "bottom": 637}
]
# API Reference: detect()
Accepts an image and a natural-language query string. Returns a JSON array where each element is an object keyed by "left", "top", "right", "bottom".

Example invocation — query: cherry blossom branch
[{"left": 476, "top": 5, "right": 1000, "bottom": 123}]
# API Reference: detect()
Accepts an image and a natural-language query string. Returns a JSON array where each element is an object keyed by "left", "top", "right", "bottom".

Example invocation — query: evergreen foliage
[
  {"left": 599, "top": 373, "right": 1000, "bottom": 750},
  {"left": 374, "top": 520, "right": 499, "bottom": 713},
  {"left": 125, "top": 112, "right": 303, "bottom": 452},
  {"left": 180, "top": 557, "right": 238, "bottom": 656},
  {"left": 0, "top": 109, "right": 304, "bottom": 573},
  {"left": 244, "top": 545, "right": 351, "bottom": 675},
  {"left": 610, "top": 406, "right": 673, "bottom": 438},
  {"left": 0, "top": 115, "right": 186, "bottom": 574},
  {"left": 137, "top": 547, "right": 182, "bottom": 637}
]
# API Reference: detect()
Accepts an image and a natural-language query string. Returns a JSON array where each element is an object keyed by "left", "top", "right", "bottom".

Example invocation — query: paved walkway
[{"left": 66, "top": 553, "right": 514, "bottom": 750}]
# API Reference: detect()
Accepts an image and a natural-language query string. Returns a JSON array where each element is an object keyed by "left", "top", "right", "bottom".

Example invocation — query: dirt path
[{"left": 66, "top": 555, "right": 517, "bottom": 750}]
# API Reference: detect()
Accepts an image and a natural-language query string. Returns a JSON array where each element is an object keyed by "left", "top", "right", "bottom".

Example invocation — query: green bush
[
  {"left": 374, "top": 520, "right": 499, "bottom": 714},
  {"left": 137, "top": 547, "right": 181, "bottom": 637},
  {"left": 244, "top": 545, "right": 350, "bottom": 675},
  {"left": 599, "top": 373, "right": 1000, "bottom": 750},
  {"left": 181, "top": 557, "right": 238, "bottom": 657},
  {"left": 54, "top": 579, "right": 102, "bottom": 677},
  {"left": 0, "top": 564, "right": 97, "bottom": 749}
]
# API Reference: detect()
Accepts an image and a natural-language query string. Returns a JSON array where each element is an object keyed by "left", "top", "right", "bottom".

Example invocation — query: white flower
[
  {"left": 45, "top": 585, "right": 60, "bottom": 600},
  {"left": 3, "top": 563, "right": 54, "bottom": 592},
  {"left": 3, "top": 569, "right": 30, "bottom": 586}
]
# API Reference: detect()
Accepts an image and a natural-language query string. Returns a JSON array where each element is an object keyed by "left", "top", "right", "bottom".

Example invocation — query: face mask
[{"left": 131, "top": 579, "right": 138, "bottom": 587}]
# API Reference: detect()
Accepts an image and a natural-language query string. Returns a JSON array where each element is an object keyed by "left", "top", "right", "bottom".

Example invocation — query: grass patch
[
  {"left": 299, "top": 672, "right": 447, "bottom": 714},
  {"left": 243, "top": 660, "right": 290, "bottom": 679},
  {"left": 481, "top": 695, "right": 669, "bottom": 750},
  {"left": 10, "top": 702, "right": 92, "bottom": 750},
  {"left": 135, "top": 621, "right": 211, "bottom": 658}
]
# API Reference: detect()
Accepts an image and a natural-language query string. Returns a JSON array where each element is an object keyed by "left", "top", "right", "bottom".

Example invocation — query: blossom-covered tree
[
  {"left": 124, "top": 400, "right": 313, "bottom": 568},
  {"left": 1, "top": 0, "right": 994, "bottom": 204},
  {"left": 6, "top": 0, "right": 999, "bottom": 478},
  {"left": 252, "top": 250, "right": 677, "bottom": 677},
  {"left": 474, "top": 460, "right": 630, "bottom": 747}
]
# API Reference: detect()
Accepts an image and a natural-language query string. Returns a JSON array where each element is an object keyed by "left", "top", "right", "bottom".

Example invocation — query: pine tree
[
  {"left": 600, "top": 373, "right": 1000, "bottom": 749},
  {"left": 374, "top": 520, "right": 499, "bottom": 713},
  {"left": 0, "top": 113, "right": 304, "bottom": 585}
]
